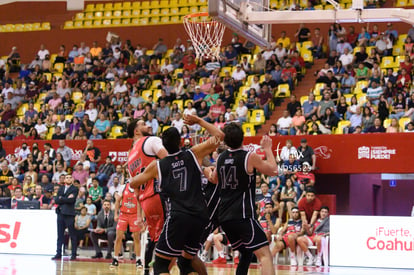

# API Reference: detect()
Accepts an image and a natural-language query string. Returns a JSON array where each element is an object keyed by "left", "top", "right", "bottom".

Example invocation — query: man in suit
[
  {"left": 52, "top": 174, "right": 79, "bottom": 260},
  {"left": 90, "top": 199, "right": 116, "bottom": 259}
]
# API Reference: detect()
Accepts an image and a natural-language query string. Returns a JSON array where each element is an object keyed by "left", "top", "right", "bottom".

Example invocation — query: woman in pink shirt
[{"left": 290, "top": 109, "right": 306, "bottom": 135}]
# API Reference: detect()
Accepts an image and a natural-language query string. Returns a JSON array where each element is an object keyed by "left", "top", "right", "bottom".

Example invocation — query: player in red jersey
[
  {"left": 296, "top": 206, "right": 330, "bottom": 266},
  {"left": 126, "top": 119, "right": 168, "bottom": 273},
  {"left": 126, "top": 119, "right": 207, "bottom": 275},
  {"left": 111, "top": 181, "right": 143, "bottom": 268}
]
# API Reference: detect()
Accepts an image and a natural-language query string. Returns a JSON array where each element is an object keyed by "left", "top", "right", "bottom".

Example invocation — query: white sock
[
  {"left": 317, "top": 250, "right": 322, "bottom": 257},
  {"left": 218, "top": 251, "right": 225, "bottom": 258},
  {"left": 305, "top": 251, "right": 313, "bottom": 258},
  {"left": 234, "top": 251, "right": 239, "bottom": 258},
  {"left": 202, "top": 250, "right": 208, "bottom": 256},
  {"left": 289, "top": 249, "right": 296, "bottom": 257}
]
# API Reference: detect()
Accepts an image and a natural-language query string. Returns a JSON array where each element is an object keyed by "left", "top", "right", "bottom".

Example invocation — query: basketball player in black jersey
[
  {"left": 130, "top": 114, "right": 224, "bottom": 275},
  {"left": 211, "top": 123, "right": 278, "bottom": 275}
]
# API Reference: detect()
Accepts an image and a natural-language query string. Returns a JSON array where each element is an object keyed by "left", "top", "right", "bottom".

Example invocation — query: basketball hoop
[{"left": 183, "top": 12, "right": 226, "bottom": 60}]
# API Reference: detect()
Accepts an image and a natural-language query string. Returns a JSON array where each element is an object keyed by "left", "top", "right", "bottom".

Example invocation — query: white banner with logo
[
  {"left": 331, "top": 215, "right": 414, "bottom": 269},
  {"left": 0, "top": 210, "right": 56, "bottom": 255}
]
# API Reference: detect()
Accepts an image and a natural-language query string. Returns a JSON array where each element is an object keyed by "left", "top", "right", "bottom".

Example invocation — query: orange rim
[{"left": 183, "top": 12, "right": 209, "bottom": 19}]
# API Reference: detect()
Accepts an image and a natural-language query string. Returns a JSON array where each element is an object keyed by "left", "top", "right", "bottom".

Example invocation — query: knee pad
[
  {"left": 153, "top": 255, "right": 170, "bottom": 275},
  {"left": 177, "top": 256, "right": 194, "bottom": 275},
  {"left": 206, "top": 233, "right": 214, "bottom": 242}
]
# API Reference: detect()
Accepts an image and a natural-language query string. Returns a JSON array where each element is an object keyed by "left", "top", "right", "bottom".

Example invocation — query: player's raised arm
[
  {"left": 184, "top": 114, "right": 224, "bottom": 164},
  {"left": 130, "top": 160, "right": 158, "bottom": 189},
  {"left": 248, "top": 136, "right": 278, "bottom": 176}
]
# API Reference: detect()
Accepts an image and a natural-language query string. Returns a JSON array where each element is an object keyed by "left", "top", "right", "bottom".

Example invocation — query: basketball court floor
[{"left": 1, "top": 254, "right": 413, "bottom": 275}]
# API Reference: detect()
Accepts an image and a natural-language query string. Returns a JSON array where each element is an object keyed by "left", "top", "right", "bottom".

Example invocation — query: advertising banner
[
  {"left": 331, "top": 215, "right": 414, "bottom": 269},
  {"left": 2, "top": 132, "right": 413, "bottom": 174},
  {"left": 0, "top": 210, "right": 56, "bottom": 255}
]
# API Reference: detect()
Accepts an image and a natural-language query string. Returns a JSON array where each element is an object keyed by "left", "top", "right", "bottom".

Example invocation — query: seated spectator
[
  {"left": 89, "top": 200, "right": 116, "bottom": 259},
  {"left": 319, "top": 108, "right": 338, "bottom": 134},
  {"left": 268, "top": 123, "right": 279, "bottom": 136},
  {"left": 258, "top": 202, "right": 280, "bottom": 242},
  {"left": 405, "top": 122, "right": 414, "bottom": 132},
  {"left": 280, "top": 139, "right": 298, "bottom": 162},
  {"left": 72, "top": 163, "right": 89, "bottom": 187},
  {"left": 390, "top": 93, "right": 406, "bottom": 120},
  {"left": 302, "top": 93, "right": 319, "bottom": 120},
  {"left": 253, "top": 52, "right": 266, "bottom": 74},
  {"left": 171, "top": 112, "right": 184, "bottom": 133},
  {"left": 107, "top": 176, "right": 123, "bottom": 197},
  {"left": 257, "top": 85, "right": 273, "bottom": 119},
  {"left": 277, "top": 110, "right": 292, "bottom": 136},
  {"left": 96, "top": 156, "right": 116, "bottom": 186},
  {"left": 308, "top": 122, "right": 322, "bottom": 135},
  {"left": 89, "top": 177, "right": 103, "bottom": 211},
  {"left": 366, "top": 81, "right": 382, "bottom": 106},
  {"left": 386, "top": 118, "right": 400, "bottom": 133},
  {"left": 298, "top": 187, "right": 322, "bottom": 227},
  {"left": 221, "top": 45, "right": 238, "bottom": 66},
  {"left": 94, "top": 113, "right": 111, "bottom": 137},
  {"left": 278, "top": 177, "right": 298, "bottom": 219},
  {"left": 11, "top": 186, "right": 28, "bottom": 209},
  {"left": 51, "top": 126, "right": 66, "bottom": 140},
  {"left": 296, "top": 206, "right": 330, "bottom": 266},
  {"left": 146, "top": 112, "right": 159, "bottom": 135},
  {"left": 297, "top": 138, "right": 316, "bottom": 169},
  {"left": 340, "top": 71, "right": 355, "bottom": 94},
  {"left": 362, "top": 106, "right": 376, "bottom": 132},
  {"left": 75, "top": 206, "right": 91, "bottom": 249},
  {"left": 290, "top": 109, "right": 305, "bottom": 135},
  {"left": 271, "top": 207, "right": 304, "bottom": 266},
  {"left": 317, "top": 91, "right": 335, "bottom": 119}
]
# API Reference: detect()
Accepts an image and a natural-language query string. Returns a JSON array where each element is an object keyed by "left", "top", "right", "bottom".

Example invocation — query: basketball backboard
[{"left": 208, "top": 0, "right": 271, "bottom": 48}]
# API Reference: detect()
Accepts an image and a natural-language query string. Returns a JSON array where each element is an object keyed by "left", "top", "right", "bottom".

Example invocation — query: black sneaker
[
  {"left": 110, "top": 258, "right": 119, "bottom": 267},
  {"left": 105, "top": 253, "right": 112, "bottom": 259},
  {"left": 92, "top": 252, "right": 103, "bottom": 259},
  {"left": 136, "top": 259, "right": 143, "bottom": 268}
]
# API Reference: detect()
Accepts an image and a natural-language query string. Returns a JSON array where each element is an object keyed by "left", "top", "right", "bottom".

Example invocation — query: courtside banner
[
  {"left": 330, "top": 215, "right": 414, "bottom": 269},
  {"left": 2, "top": 132, "right": 413, "bottom": 173},
  {"left": 0, "top": 210, "right": 56, "bottom": 255}
]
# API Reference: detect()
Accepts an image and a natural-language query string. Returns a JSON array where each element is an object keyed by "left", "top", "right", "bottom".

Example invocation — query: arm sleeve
[{"left": 143, "top": 136, "right": 164, "bottom": 157}]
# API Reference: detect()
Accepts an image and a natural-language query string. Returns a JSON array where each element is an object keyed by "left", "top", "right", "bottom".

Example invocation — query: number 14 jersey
[{"left": 217, "top": 149, "right": 256, "bottom": 223}]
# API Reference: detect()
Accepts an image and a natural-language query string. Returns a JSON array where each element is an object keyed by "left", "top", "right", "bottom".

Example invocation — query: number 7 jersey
[{"left": 217, "top": 149, "right": 256, "bottom": 223}]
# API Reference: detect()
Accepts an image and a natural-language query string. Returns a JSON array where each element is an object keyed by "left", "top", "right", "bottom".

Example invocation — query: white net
[{"left": 183, "top": 13, "right": 226, "bottom": 60}]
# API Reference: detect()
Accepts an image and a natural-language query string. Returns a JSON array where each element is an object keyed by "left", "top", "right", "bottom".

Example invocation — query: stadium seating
[{"left": 0, "top": 22, "right": 51, "bottom": 32}]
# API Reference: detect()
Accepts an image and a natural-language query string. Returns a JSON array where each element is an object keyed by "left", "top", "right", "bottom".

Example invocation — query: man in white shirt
[
  {"left": 279, "top": 139, "right": 298, "bottom": 162},
  {"left": 232, "top": 65, "right": 247, "bottom": 84},
  {"left": 171, "top": 113, "right": 184, "bottom": 134},
  {"left": 37, "top": 44, "right": 50, "bottom": 60},
  {"left": 1, "top": 82, "right": 14, "bottom": 98},
  {"left": 274, "top": 43, "right": 287, "bottom": 62},
  {"left": 78, "top": 42, "right": 90, "bottom": 56},
  {"left": 339, "top": 47, "right": 354, "bottom": 67},
  {"left": 262, "top": 46, "right": 274, "bottom": 60},
  {"left": 113, "top": 78, "right": 127, "bottom": 95},
  {"left": 34, "top": 118, "right": 48, "bottom": 138},
  {"left": 277, "top": 110, "right": 292, "bottom": 136},
  {"left": 85, "top": 103, "right": 98, "bottom": 122},
  {"left": 17, "top": 143, "right": 31, "bottom": 160},
  {"left": 366, "top": 81, "right": 383, "bottom": 106},
  {"left": 160, "top": 58, "right": 174, "bottom": 73}
]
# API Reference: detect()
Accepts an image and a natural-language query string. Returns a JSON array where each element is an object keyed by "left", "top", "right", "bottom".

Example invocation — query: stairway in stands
[{"left": 258, "top": 58, "right": 326, "bottom": 135}]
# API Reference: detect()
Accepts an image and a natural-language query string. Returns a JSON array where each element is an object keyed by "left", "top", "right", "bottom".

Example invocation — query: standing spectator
[
  {"left": 257, "top": 85, "right": 273, "bottom": 119},
  {"left": 51, "top": 174, "right": 78, "bottom": 260},
  {"left": 156, "top": 100, "right": 171, "bottom": 126},
  {"left": 84, "top": 140, "right": 101, "bottom": 173},
  {"left": 89, "top": 200, "right": 116, "bottom": 259},
  {"left": 152, "top": 38, "right": 167, "bottom": 60},
  {"left": 96, "top": 156, "right": 116, "bottom": 186},
  {"left": 298, "top": 187, "right": 321, "bottom": 227},
  {"left": 297, "top": 138, "right": 316, "bottom": 170},
  {"left": 295, "top": 23, "right": 311, "bottom": 43}
]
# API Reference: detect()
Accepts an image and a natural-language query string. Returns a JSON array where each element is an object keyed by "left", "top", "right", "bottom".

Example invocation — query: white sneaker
[
  {"left": 290, "top": 256, "right": 298, "bottom": 266},
  {"left": 315, "top": 256, "right": 322, "bottom": 267},
  {"left": 199, "top": 252, "right": 207, "bottom": 262},
  {"left": 306, "top": 255, "right": 314, "bottom": 266}
]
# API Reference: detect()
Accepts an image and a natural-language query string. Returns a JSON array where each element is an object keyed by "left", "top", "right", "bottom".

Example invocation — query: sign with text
[
  {"left": 331, "top": 215, "right": 414, "bottom": 269},
  {"left": 2, "top": 132, "right": 414, "bottom": 174},
  {"left": 0, "top": 210, "right": 56, "bottom": 255}
]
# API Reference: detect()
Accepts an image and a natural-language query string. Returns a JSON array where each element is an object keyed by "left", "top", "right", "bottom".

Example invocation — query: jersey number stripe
[
  {"left": 220, "top": 166, "right": 239, "bottom": 189},
  {"left": 172, "top": 167, "right": 188, "bottom": 192}
]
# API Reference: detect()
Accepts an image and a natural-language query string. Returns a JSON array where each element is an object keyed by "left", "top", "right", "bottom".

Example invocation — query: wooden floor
[{"left": 1, "top": 254, "right": 413, "bottom": 275}]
